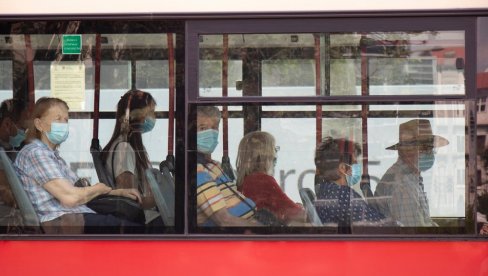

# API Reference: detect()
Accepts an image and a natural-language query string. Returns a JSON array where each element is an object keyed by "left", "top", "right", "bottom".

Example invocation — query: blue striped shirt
[{"left": 14, "top": 139, "right": 94, "bottom": 223}]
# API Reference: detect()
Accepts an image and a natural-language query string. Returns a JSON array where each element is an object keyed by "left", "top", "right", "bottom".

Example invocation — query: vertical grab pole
[
  {"left": 314, "top": 34, "right": 323, "bottom": 186},
  {"left": 360, "top": 34, "right": 374, "bottom": 198},
  {"left": 167, "top": 33, "right": 175, "bottom": 157},
  {"left": 314, "top": 34, "right": 322, "bottom": 148},
  {"left": 221, "top": 34, "right": 234, "bottom": 180},
  {"left": 93, "top": 34, "right": 102, "bottom": 141},
  {"left": 160, "top": 33, "right": 176, "bottom": 174},
  {"left": 25, "top": 35, "right": 35, "bottom": 111},
  {"left": 222, "top": 34, "right": 229, "bottom": 156}
]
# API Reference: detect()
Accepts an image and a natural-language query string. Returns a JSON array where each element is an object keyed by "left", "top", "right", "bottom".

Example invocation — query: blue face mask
[
  {"left": 419, "top": 152, "right": 435, "bottom": 172},
  {"left": 142, "top": 117, "right": 156, "bottom": 133},
  {"left": 9, "top": 128, "right": 26, "bottom": 148},
  {"left": 46, "top": 122, "right": 69, "bottom": 145},
  {"left": 346, "top": 163, "right": 362, "bottom": 186},
  {"left": 197, "top": 129, "right": 219, "bottom": 154}
]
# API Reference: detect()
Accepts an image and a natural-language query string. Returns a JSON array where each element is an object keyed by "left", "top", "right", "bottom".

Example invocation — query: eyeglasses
[{"left": 274, "top": 146, "right": 280, "bottom": 153}]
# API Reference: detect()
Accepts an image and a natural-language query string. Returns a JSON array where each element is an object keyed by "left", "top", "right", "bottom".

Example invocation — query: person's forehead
[
  {"left": 45, "top": 104, "right": 68, "bottom": 117},
  {"left": 197, "top": 115, "right": 219, "bottom": 124}
]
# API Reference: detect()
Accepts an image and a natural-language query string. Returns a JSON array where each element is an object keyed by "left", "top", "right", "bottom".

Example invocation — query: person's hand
[
  {"left": 480, "top": 223, "right": 488, "bottom": 235},
  {"left": 110, "top": 188, "right": 142, "bottom": 204}
]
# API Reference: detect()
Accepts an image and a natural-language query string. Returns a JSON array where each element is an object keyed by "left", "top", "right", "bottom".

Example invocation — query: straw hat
[{"left": 386, "top": 119, "right": 449, "bottom": 150}]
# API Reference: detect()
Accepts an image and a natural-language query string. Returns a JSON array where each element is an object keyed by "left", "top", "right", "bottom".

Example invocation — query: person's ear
[
  {"left": 338, "top": 162, "right": 348, "bottom": 175},
  {"left": 34, "top": 118, "right": 44, "bottom": 132}
]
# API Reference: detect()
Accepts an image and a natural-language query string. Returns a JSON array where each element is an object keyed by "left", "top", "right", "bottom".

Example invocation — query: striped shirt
[
  {"left": 14, "top": 139, "right": 94, "bottom": 223},
  {"left": 196, "top": 155, "right": 255, "bottom": 226}
]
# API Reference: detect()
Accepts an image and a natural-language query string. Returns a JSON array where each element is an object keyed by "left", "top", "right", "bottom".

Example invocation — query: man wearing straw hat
[{"left": 374, "top": 119, "right": 448, "bottom": 227}]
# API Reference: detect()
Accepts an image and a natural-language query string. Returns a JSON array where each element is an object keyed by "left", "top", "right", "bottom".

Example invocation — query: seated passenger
[
  {"left": 14, "top": 97, "right": 143, "bottom": 234},
  {"left": 375, "top": 119, "right": 448, "bottom": 226},
  {"left": 196, "top": 106, "right": 261, "bottom": 227},
  {"left": 236, "top": 131, "right": 306, "bottom": 225},
  {"left": 102, "top": 90, "right": 163, "bottom": 230},
  {"left": 0, "top": 98, "right": 29, "bottom": 232},
  {"left": 314, "top": 137, "right": 385, "bottom": 229}
]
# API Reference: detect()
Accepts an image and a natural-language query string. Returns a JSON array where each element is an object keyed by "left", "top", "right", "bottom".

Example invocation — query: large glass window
[
  {"left": 0, "top": 21, "right": 180, "bottom": 235},
  {"left": 189, "top": 102, "right": 470, "bottom": 234},
  {"left": 198, "top": 31, "right": 465, "bottom": 98}
]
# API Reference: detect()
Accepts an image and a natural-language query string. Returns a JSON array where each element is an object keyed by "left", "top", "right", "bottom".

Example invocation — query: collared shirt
[
  {"left": 13, "top": 139, "right": 94, "bottom": 223},
  {"left": 374, "top": 158, "right": 435, "bottom": 227},
  {"left": 314, "top": 180, "right": 385, "bottom": 226},
  {"left": 196, "top": 154, "right": 255, "bottom": 226}
]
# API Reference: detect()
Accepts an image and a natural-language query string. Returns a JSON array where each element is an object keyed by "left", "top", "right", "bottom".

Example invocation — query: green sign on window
[{"left": 62, "top": 35, "right": 82, "bottom": 55}]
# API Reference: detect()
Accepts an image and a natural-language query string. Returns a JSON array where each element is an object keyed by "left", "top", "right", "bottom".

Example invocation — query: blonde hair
[{"left": 236, "top": 131, "right": 276, "bottom": 188}]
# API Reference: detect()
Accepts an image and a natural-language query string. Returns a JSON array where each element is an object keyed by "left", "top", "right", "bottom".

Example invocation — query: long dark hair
[{"left": 101, "top": 89, "right": 156, "bottom": 191}]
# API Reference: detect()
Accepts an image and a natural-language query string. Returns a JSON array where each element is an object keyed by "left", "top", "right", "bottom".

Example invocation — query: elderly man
[
  {"left": 375, "top": 119, "right": 448, "bottom": 227},
  {"left": 195, "top": 106, "right": 261, "bottom": 227}
]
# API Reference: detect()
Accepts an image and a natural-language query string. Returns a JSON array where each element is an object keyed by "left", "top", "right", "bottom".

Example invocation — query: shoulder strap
[{"left": 111, "top": 141, "right": 124, "bottom": 184}]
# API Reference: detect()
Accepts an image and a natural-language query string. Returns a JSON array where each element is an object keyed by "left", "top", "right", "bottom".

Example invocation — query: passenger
[
  {"left": 236, "top": 131, "right": 306, "bottom": 225},
  {"left": 314, "top": 137, "right": 385, "bottom": 229},
  {"left": 196, "top": 106, "right": 261, "bottom": 227},
  {"left": 0, "top": 98, "right": 30, "bottom": 232},
  {"left": 101, "top": 90, "right": 163, "bottom": 230},
  {"left": 0, "top": 99, "right": 30, "bottom": 159},
  {"left": 14, "top": 97, "right": 143, "bottom": 234},
  {"left": 375, "top": 119, "right": 448, "bottom": 227}
]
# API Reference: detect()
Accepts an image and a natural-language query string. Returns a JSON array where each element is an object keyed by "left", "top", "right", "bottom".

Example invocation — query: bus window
[
  {"left": 0, "top": 21, "right": 180, "bottom": 234},
  {"left": 189, "top": 102, "right": 470, "bottom": 234},
  {"left": 198, "top": 31, "right": 465, "bottom": 98}
]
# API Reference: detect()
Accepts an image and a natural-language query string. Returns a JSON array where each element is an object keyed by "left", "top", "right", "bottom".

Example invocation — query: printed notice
[{"left": 50, "top": 62, "right": 85, "bottom": 111}]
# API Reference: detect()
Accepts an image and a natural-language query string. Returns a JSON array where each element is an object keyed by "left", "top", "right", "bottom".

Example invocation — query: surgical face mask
[
  {"left": 345, "top": 163, "right": 362, "bottom": 186},
  {"left": 46, "top": 122, "right": 69, "bottom": 145},
  {"left": 197, "top": 129, "right": 219, "bottom": 154},
  {"left": 9, "top": 128, "right": 26, "bottom": 148},
  {"left": 142, "top": 117, "right": 156, "bottom": 133},
  {"left": 418, "top": 152, "right": 435, "bottom": 172}
]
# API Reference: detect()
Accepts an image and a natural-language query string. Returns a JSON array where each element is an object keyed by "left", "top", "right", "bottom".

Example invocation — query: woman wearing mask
[
  {"left": 236, "top": 131, "right": 306, "bottom": 225},
  {"left": 14, "top": 97, "right": 142, "bottom": 234},
  {"left": 314, "top": 137, "right": 385, "bottom": 230},
  {"left": 102, "top": 90, "right": 163, "bottom": 230}
]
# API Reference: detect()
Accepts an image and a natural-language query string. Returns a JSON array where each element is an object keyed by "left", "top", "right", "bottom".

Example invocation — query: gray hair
[{"left": 197, "top": 106, "right": 221, "bottom": 120}]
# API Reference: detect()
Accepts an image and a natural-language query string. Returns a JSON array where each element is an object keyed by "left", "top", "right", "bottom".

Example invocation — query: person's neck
[
  {"left": 335, "top": 177, "right": 348, "bottom": 186},
  {"left": 40, "top": 136, "right": 56, "bottom": 150},
  {"left": 400, "top": 157, "right": 421, "bottom": 176}
]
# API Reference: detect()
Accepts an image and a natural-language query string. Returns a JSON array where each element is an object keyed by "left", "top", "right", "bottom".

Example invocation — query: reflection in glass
[
  {"left": 199, "top": 31, "right": 465, "bottom": 98},
  {"left": 192, "top": 102, "right": 467, "bottom": 233}
]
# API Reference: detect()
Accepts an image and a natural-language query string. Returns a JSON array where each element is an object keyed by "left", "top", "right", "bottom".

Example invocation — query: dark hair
[
  {"left": 0, "top": 99, "right": 27, "bottom": 125},
  {"left": 26, "top": 97, "right": 69, "bottom": 142},
  {"left": 315, "top": 137, "right": 361, "bottom": 181},
  {"left": 101, "top": 89, "right": 156, "bottom": 191}
]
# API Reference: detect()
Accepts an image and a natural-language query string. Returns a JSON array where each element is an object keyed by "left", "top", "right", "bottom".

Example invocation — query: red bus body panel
[{"left": 1, "top": 240, "right": 487, "bottom": 275}]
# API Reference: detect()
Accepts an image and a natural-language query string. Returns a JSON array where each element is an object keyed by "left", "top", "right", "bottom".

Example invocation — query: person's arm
[
  {"left": 210, "top": 208, "right": 262, "bottom": 227},
  {"left": 0, "top": 170, "right": 16, "bottom": 207},
  {"left": 43, "top": 178, "right": 112, "bottom": 208}
]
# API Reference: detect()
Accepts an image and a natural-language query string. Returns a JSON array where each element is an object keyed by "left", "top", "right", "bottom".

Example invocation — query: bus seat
[
  {"left": 221, "top": 155, "right": 235, "bottom": 181},
  {"left": 90, "top": 138, "right": 115, "bottom": 188},
  {"left": 360, "top": 174, "right": 374, "bottom": 198},
  {"left": 159, "top": 155, "right": 175, "bottom": 178},
  {"left": 0, "top": 147, "right": 41, "bottom": 230},
  {"left": 145, "top": 168, "right": 175, "bottom": 226},
  {"left": 299, "top": 187, "right": 323, "bottom": 226}
]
